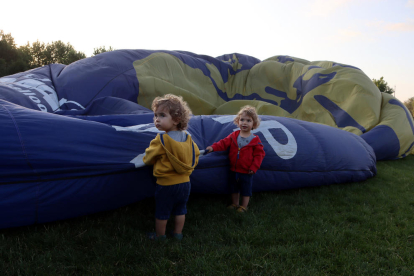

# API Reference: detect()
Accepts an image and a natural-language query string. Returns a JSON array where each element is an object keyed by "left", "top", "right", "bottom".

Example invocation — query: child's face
[
  {"left": 238, "top": 113, "right": 254, "bottom": 135},
  {"left": 153, "top": 106, "right": 178, "bottom": 133}
]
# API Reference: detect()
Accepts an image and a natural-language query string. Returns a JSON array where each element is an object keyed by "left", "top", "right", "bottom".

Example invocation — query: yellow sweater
[{"left": 143, "top": 133, "right": 200, "bottom": 186}]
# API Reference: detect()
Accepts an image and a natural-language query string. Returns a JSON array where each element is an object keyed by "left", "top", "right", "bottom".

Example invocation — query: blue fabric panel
[
  {"left": 0, "top": 100, "right": 41, "bottom": 183},
  {"left": 191, "top": 167, "right": 376, "bottom": 195},
  {"left": 361, "top": 125, "right": 400, "bottom": 160},
  {"left": 55, "top": 96, "right": 152, "bottom": 116},
  {"left": 36, "top": 168, "right": 155, "bottom": 224},
  {"left": 252, "top": 169, "right": 376, "bottom": 192},
  {"left": 0, "top": 168, "right": 156, "bottom": 229},
  {"left": 265, "top": 71, "right": 337, "bottom": 114},
  {"left": 0, "top": 182, "right": 38, "bottom": 229},
  {"left": 314, "top": 95, "right": 366, "bottom": 132},
  {"left": 65, "top": 113, "right": 154, "bottom": 127},
  {"left": 215, "top": 53, "right": 261, "bottom": 75},
  {"left": 55, "top": 51, "right": 142, "bottom": 109},
  {"left": 0, "top": 100, "right": 152, "bottom": 183},
  {"left": 276, "top": 56, "right": 295, "bottom": 63}
]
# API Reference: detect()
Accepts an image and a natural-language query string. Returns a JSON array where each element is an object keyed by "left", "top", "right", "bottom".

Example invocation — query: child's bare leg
[
  {"left": 174, "top": 215, "right": 185, "bottom": 234},
  {"left": 241, "top": 196, "right": 250, "bottom": 208},
  {"left": 155, "top": 219, "right": 168, "bottom": 236},
  {"left": 231, "top": 193, "right": 240, "bottom": 206}
]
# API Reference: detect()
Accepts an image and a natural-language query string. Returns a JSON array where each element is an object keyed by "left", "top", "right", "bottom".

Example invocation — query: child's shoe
[
  {"left": 168, "top": 230, "right": 184, "bottom": 241},
  {"left": 173, "top": 233, "right": 183, "bottom": 241},
  {"left": 227, "top": 203, "right": 239, "bottom": 210},
  {"left": 236, "top": 206, "right": 248, "bottom": 213},
  {"left": 148, "top": 232, "right": 166, "bottom": 241}
]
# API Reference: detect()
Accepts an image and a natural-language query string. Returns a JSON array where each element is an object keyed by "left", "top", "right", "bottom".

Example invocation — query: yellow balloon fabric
[{"left": 134, "top": 53, "right": 414, "bottom": 159}]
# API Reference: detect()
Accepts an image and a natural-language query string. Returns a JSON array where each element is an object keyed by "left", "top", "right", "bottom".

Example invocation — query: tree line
[
  {"left": 0, "top": 30, "right": 412, "bottom": 116},
  {"left": 0, "top": 30, "right": 113, "bottom": 77}
]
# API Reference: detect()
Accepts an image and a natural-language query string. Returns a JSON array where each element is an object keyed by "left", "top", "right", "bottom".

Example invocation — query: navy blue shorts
[
  {"left": 228, "top": 171, "right": 253, "bottom": 197},
  {"left": 154, "top": 182, "right": 191, "bottom": 220}
]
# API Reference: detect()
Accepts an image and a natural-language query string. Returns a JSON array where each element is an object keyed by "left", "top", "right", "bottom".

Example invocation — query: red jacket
[{"left": 211, "top": 130, "right": 265, "bottom": 174}]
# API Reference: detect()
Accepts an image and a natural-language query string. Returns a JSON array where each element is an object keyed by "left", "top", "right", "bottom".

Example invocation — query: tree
[
  {"left": 1, "top": 30, "right": 88, "bottom": 77},
  {"left": 404, "top": 97, "right": 414, "bottom": 118},
  {"left": 45, "top": 40, "right": 86, "bottom": 65},
  {"left": 0, "top": 30, "right": 32, "bottom": 76},
  {"left": 0, "top": 58, "right": 6, "bottom": 76},
  {"left": 0, "top": 30, "right": 91, "bottom": 77},
  {"left": 372, "top": 76, "right": 395, "bottom": 95},
  {"left": 30, "top": 40, "right": 46, "bottom": 68},
  {"left": 30, "top": 40, "right": 86, "bottom": 67},
  {"left": 0, "top": 30, "right": 18, "bottom": 63},
  {"left": 92, "top": 46, "right": 115, "bottom": 56}
]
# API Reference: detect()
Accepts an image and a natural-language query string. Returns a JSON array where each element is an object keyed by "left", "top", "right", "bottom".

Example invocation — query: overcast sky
[{"left": 1, "top": 0, "right": 413, "bottom": 102}]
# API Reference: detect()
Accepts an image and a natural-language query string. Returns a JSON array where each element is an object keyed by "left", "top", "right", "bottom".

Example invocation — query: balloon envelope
[{"left": 1, "top": 49, "right": 409, "bottom": 229}]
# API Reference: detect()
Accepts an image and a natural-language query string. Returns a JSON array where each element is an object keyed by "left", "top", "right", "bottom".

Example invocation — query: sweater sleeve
[
  {"left": 249, "top": 138, "right": 266, "bottom": 173},
  {"left": 193, "top": 142, "right": 200, "bottom": 168},
  {"left": 143, "top": 136, "right": 163, "bottom": 165},
  {"left": 211, "top": 133, "right": 233, "bottom": 152}
]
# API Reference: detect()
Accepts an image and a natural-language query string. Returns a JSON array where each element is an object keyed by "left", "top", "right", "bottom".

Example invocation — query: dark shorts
[
  {"left": 228, "top": 171, "right": 253, "bottom": 197},
  {"left": 154, "top": 182, "right": 191, "bottom": 220}
]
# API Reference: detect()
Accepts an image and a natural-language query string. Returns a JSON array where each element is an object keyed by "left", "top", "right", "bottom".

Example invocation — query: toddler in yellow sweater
[{"left": 143, "top": 94, "right": 200, "bottom": 240}]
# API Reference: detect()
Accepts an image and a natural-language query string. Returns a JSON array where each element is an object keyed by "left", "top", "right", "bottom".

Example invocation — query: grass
[{"left": 1, "top": 155, "right": 414, "bottom": 275}]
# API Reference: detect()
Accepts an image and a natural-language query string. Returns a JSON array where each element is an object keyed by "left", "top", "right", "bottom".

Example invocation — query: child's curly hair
[
  {"left": 233, "top": 105, "right": 260, "bottom": 130},
  {"left": 151, "top": 94, "right": 192, "bottom": 131}
]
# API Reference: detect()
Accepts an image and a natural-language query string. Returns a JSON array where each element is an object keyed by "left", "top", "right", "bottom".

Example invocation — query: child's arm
[
  {"left": 193, "top": 142, "right": 201, "bottom": 167},
  {"left": 142, "top": 136, "right": 163, "bottom": 165},
  {"left": 207, "top": 133, "right": 233, "bottom": 153}
]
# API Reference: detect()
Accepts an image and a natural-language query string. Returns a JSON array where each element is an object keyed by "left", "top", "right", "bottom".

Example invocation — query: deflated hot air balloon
[{"left": 0, "top": 49, "right": 411, "bottom": 229}]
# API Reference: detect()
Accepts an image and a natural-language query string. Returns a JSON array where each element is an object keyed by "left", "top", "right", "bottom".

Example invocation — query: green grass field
[{"left": 1, "top": 155, "right": 413, "bottom": 275}]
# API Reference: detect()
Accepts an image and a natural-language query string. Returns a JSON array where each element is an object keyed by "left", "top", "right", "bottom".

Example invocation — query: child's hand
[
  {"left": 206, "top": 146, "right": 214, "bottom": 153},
  {"left": 248, "top": 170, "right": 254, "bottom": 174}
]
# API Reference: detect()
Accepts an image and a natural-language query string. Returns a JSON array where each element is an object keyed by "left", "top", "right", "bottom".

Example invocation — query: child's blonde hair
[
  {"left": 151, "top": 94, "right": 192, "bottom": 131},
  {"left": 233, "top": 105, "right": 260, "bottom": 130}
]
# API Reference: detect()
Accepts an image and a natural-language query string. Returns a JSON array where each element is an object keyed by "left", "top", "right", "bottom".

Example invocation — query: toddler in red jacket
[{"left": 206, "top": 106, "right": 265, "bottom": 212}]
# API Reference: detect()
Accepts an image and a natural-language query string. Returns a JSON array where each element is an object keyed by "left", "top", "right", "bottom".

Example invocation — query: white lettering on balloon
[
  {"left": 251, "top": 121, "right": 297, "bottom": 159},
  {"left": 0, "top": 74, "right": 85, "bottom": 112},
  {"left": 0, "top": 76, "right": 58, "bottom": 112}
]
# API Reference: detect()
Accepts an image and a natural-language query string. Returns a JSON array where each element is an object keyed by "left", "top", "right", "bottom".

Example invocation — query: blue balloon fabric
[{"left": 0, "top": 50, "right": 381, "bottom": 229}]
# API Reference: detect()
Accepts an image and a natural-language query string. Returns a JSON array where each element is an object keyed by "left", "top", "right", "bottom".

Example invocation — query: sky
[{"left": 1, "top": 0, "right": 413, "bottom": 103}]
